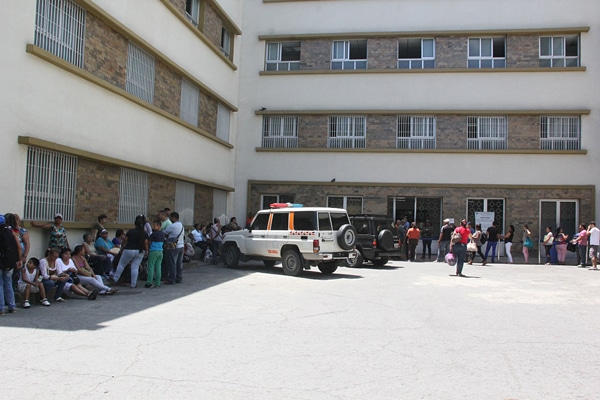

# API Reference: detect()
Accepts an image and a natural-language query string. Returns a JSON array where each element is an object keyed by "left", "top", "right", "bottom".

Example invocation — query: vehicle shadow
[{"left": 232, "top": 262, "right": 364, "bottom": 280}]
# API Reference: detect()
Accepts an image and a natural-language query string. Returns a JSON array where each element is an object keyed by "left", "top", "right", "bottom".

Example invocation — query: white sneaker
[
  {"left": 41, "top": 299, "right": 51, "bottom": 306},
  {"left": 23, "top": 300, "right": 31, "bottom": 309}
]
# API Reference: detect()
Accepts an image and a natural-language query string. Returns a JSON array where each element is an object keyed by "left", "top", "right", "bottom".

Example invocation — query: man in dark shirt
[
  {"left": 436, "top": 219, "right": 453, "bottom": 262},
  {"left": 483, "top": 221, "right": 500, "bottom": 265}
]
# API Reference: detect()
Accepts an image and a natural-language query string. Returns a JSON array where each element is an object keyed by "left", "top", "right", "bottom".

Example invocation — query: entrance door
[{"left": 540, "top": 200, "right": 578, "bottom": 238}]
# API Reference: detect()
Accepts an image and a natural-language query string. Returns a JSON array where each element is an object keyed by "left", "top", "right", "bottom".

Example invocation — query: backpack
[
  {"left": 480, "top": 232, "right": 488, "bottom": 245},
  {"left": 0, "top": 226, "right": 20, "bottom": 270}
]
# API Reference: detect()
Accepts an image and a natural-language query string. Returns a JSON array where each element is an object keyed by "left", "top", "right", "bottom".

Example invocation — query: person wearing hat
[
  {"left": 31, "top": 213, "right": 70, "bottom": 250},
  {"left": 436, "top": 219, "right": 453, "bottom": 262}
]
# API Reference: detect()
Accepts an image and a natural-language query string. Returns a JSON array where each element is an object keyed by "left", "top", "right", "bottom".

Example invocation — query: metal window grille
[
  {"left": 217, "top": 103, "right": 230, "bottom": 142},
  {"left": 328, "top": 116, "right": 366, "bottom": 149},
  {"left": 126, "top": 42, "right": 155, "bottom": 103},
  {"left": 118, "top": 168, "right": 148, "bottom": 224},
  {"left": 540, "top": 116, "right": 581, "bottom": 150},
  {"left": 180, "top": 78, "right": 200, "bottom": 126},
  {"left": 24, "top": 147, "right": 77, "bottom": 221},
  {"left": 34, "top": 0, "right": 86, "bottom": 68},
  {"left": 397, "top": 116, "right": 436, "bottom": 149},
  {"left": 175, "top": 180, "right": 195, "bottom": 226},
  {"left": 262, "top": 116, "right": 298, "bottom": 148},
  {"left": 467, "top": 116, "right": 507, "bottom": 150}
]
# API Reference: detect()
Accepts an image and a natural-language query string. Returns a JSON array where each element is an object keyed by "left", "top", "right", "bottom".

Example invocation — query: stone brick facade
[
  {"left": 367, "top": 38, "right": 397, "bottom": 69},
  {"left": 284, "top": 33, "right": 577, "bottom": 72},
  {"left": 74, "top": 158, "right": 212, "bottom": 227},
  {"left": 84, "top": 13, "right": 128, "bottom": 89},
  {"left": 154, "top": 60, "right": 181, "bottom": 117},
  {"left": 300, "top": 39, "right": 332, "bottom": 71},
  {"left": 248, "top": 182, "right": 594, "bottom": 246},
  {"left": 435, "top": 36, "right": 469, "bottom": 69},
  {"left": 268, "top": 114, "right": 558, "bottom": 151},
  {"left": 203, "top": 3, "right": 224, "bottom": 50},
  {"left": 199, "top": 93, "right": 218, "bottom": 136}
]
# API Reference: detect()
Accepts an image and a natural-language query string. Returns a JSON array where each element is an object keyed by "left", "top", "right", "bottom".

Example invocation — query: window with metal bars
[
  {"left": 24, "top": 147, "right": 77, "bottom": 221},
  {"left": 34, "top": 0, "right": 86, "bottom": 68},
  {"left": 397, "top": 116, "right": 436, "bottom": 149},
  {"left": 540, "top": 116, "right": 581, "bottom": 150},
  {"left": 126, "top": 42, "right": 155, "bottom": 103},
  {"left": 262, "top": 116, "right": 298, "bottom": 148},
  {"left": 180, "top": 78, "right": 200, "bottom": 126},
  {"left": 118, "top": 168, "right": 148, "bottom": 224},
  {"left": 467, "top": 116, "right": 507, "bottom": 150},
  {"left": 175, "top": 180, "right": 195, "bottom": 226},
  {"left": 328, "top": 115, "right": 366, "bottom": 149}
]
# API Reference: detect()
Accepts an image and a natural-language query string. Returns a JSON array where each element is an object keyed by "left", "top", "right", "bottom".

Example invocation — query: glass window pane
[
  {"left": 398, "top": 39, "right": 409, "bottom": 59},
  {"left": 266, "top": 63, "right": 277, "bottom": 71},
  {"left": 266, "top": 43, "right": 279, "bottom": 61},
  {"left": 565, "top": 35, "right": 578, "bottom": 57},
  {"left": 553, "top": 58, "right": 565, "bottom": 68},
  {"left": 540, "top": 37, "right": 551, "bottom": 56},
  {"left": 398, "top": 60, "right": 410, "bottom": 68},
  {"left": 468, "top": 59, "right": 479, "bottom": 68},
  {"left": 331, "top": 61, "right": 343, "bottom": 70},
  {"left": 412, "top": 60, "right": 422, "bottom": 69},
  {"left": 539, "top": 58, "right": 551, "bottom": 67},
  {"left": 281, "top": 41, "right": 300, "bottom": 61},
  {"left": 481, "top": 59, "right": 493, "bottom": 68},
  {"left": 553, "top": 37, "right": 564, "bottom": 56},
  {"left": 481, "top": 38, "right": 492, "bottom": 57},
  {"left": 469, "top": 38, "right": 480, "bottom": 57},
  {"left": 422, "top": 39, "right": 434, "bottom": 57},
  {"left": 494, "top": 59, "right": 506, "bottom": 68},
  {"left": 565, "top": 58, "right": 578, "bottom": 67},
  {"left": 423, "top": 60, "right": 435, "bottom": 68},
  {"left": 332, "top": 41, "right": 345, "bottom": 59},
  {"left": 406, "top": 38, "right": 421, "bottom": 58},
  {"left": 349, "top": 40, "right": 367, "bottom": 60},
  {"left": 493, "top": 37, "right": 505, "bottom": 58}
]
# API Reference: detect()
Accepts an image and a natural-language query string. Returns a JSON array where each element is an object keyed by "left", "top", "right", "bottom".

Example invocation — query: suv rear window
[
  {"left": 318, "top": 212, "right": 332, "bottom": 231},
  {"left": 293, "top": 211, "right": 316, "bottom": 231},
  {"left": 330, "top": 212, "right": 350, "bottom": 230}
]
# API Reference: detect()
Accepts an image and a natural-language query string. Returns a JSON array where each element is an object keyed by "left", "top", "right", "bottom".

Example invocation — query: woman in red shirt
[{"left": 451, "top": 219, "right": 472, "bottom": 277}]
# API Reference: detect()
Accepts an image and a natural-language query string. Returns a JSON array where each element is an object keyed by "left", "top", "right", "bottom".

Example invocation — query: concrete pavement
[{"left": 1, "top": 259, "right": 599, "bottom": 399}]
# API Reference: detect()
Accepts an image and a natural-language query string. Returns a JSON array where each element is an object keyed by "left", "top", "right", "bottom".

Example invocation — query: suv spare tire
[
  {"left": 376, "top": 229, "right": 394, "bottom": 251},
  {"left": 337, "top": 224, "right": 357, "bottom": 250}
]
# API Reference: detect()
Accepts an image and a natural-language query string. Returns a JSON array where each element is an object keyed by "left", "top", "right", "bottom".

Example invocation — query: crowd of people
[{"left": 0, "top": 209, "right": 244, "bottom": 315}]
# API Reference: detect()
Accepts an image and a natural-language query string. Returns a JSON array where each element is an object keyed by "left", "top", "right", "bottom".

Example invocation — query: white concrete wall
[
  {"left": 233, "top": 0, "right": 600, "bottom": 217},
  {"left": 0, "top": 0, "right": 242, "bottom": 256}
]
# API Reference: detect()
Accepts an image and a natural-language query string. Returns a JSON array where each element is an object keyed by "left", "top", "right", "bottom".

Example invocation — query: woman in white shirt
[{"left": 55, "top": 248, "right": 98, "bottom": 300}]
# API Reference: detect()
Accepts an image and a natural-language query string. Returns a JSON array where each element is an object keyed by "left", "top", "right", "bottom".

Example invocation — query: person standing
[
  {"left": 451, "top": 219, "right": 472, "bottom": 277},
  {"left": 112, "top": 215, "right": 148, "bottom": 288},
  {"left": 164, "top": 212, "right": 184, "bottom": 284},
  {"left": 421, "top": 220, "right": 433, "bottom": 259},
  {"left": 542, "top": 226, "right": 554, "bottom": 265},
  {"left": 587, "top": 222, "right": 599, "bottom": 270},
  {"left": 208, "top": 218, "right": 223, "bottom": 265},
  {"left": 503, "top": 225, "right": 515, "bottom": 264},
  {"left": 0, "top": 214, "right": 21, "bottom": 315},
  {"left": 554, "top": 227, "right": 568, "bottom": 265},
  {"left": 436, "top": 219, "right": 452, "bottom": 262},
  {"left": 91, "top": 213, "right": 108, "bottom": 241},
  {"left": 406, "top": 222, "right": 420, "bottom": 262},
  {"left": 521, "top": 224, "right": 532, "bottom": 264},
  {"left": 482, "top": 221, "right": 500, "bottom": 265},
  {"left": 575, "top": 224, "right": 588, "bottom": 268},
  {"left": 468, "top": 224, "right": 486, "bottom": 265},
  {"left": 31, "top": 213, "right": 70, "bottom": 250}
]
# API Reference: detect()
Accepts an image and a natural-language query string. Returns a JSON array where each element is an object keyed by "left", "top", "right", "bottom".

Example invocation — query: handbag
[
  {"left": 467, "top": 241, "right": 477, "bottom": 252},
  {"left": 524, "top": 237, "right": 534, "bottom": 249}
]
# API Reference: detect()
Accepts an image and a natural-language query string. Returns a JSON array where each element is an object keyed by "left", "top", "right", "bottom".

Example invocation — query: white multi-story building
[{"left": 1, "top": 0, "right": 598, "bottom": 256}]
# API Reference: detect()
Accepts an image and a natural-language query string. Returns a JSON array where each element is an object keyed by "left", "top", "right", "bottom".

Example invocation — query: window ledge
[
  {"left": 26, "top": 44, "right": 233, "bottom": 150},
  {"left": 259, "top": 67, "right": 586, "bottom": 76},
  {"left": 256, "top": 147, "right": 588, "bottom": 155}
]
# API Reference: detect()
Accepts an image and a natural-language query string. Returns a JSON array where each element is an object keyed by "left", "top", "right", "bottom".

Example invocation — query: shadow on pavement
[{"left": 0, "top": 260, "right": 363, "bottom": 332}]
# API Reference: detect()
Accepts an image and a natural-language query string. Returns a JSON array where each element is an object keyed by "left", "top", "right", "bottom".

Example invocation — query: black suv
[{"left": 347, "top": 215, "right": 402, "bottom": 267}]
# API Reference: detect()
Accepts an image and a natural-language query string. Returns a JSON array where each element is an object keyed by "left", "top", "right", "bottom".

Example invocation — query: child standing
[
  {"left": 146, "top": 220, "right": 165, "bottom": 288},
  {"left": 18, "top": 258, "right": 51, "bottom": 308}
]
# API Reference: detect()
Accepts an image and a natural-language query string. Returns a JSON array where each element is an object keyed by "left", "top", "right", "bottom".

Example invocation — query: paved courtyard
[{"left": 1, "top": 259, "right": 599, "bottom": 399}]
